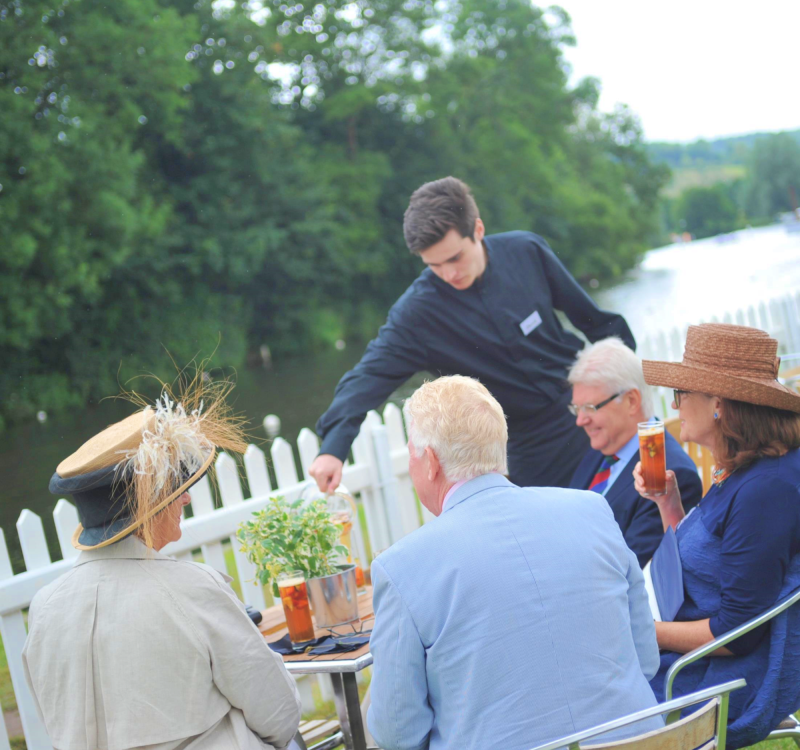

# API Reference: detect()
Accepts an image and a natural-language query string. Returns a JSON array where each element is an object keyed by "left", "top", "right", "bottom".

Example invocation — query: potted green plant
[{"left": 237, "top": 495, "right": 360, "bottom": 627}]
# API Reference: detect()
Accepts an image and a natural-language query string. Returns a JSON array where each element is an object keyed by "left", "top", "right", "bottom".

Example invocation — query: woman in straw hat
[
  {"left": 634, "top": 323, "right": 800, "bottom": 748},
  {"left": 21, "top": 376, "right": 303, "bottom": 750}
]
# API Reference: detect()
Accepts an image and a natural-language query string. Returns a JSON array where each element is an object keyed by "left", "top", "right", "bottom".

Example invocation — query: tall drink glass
[
  {"left": 638, "top": 421, "right": 667, "bottom": 496},
  {"left": 277, "top": 571, "right": 316, "bottom": 644}
]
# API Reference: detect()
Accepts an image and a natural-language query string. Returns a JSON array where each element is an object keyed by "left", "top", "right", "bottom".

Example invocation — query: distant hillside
[
  {"left": 646, "top": 129, "right": 800, "bottom": 198},
  {"left": 647, "top": 129, "right": 800, "bottom": 169}
]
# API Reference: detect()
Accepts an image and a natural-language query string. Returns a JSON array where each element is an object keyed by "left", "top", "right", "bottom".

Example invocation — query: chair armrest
[
  {"left": 527, "top": 680, "right": 745, "bottom": 750},
  {"left": 665, "top": 586, "right": 800, "bottom": 701}
]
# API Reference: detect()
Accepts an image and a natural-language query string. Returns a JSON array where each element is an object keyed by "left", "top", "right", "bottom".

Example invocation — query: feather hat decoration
[{"left": 49, "top": 369, "right": 249, "bottom": 550}]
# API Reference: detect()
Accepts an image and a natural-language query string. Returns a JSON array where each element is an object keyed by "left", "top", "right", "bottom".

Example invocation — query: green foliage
[
  {"left": 1, "top": 0, "right": 670, "bottom": 427},
  {"left": 237, "top": 496, "right": 348, "bottom": 595},
  {"left": 658, "top": 130, "right": 799, "bottom": 236},
  {"left": 648, "top": 130, "right": 800, "bottom": 169},
  {"left": 676, "top": 184, "right": 742, "bottom": 239},
  {"left": 744, "top": 133, "right": 800, "bottom": 219}
]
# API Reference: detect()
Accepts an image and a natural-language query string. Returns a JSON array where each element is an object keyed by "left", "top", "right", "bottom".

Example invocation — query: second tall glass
[{"left": 277, "top": 570, "right": 316, "bottom": 643}]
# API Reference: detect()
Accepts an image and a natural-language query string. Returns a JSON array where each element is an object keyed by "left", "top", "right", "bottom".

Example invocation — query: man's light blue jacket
[{"left": 367, "top": 474, "right": 662, "bottom": 750}]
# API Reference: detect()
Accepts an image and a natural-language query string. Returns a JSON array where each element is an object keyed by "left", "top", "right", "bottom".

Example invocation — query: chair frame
[
  {"left": 527, "top": 679, "right": 745, "bottom": 750},
  {"left": 664, "top": 586, "right": 800, "bottom": 745}
]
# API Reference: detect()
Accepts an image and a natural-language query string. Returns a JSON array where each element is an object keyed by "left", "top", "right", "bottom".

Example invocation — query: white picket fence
[
  {"left": 1, "top": 290, "right": 798, "bottom": 748},
  {"left": 640, "top": 291, "right": 800, "bottom": 420},
  {"left": 0, "top": 404, "right": 428, "bottom": 750}
]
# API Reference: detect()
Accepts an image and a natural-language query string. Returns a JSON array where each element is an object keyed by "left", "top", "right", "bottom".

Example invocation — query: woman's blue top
[
  {"left": 686, "top": 450, "right": 800, "bottom": 653},
  {"left": 650, "top": 448, "right": 800, "bottom": 748}
]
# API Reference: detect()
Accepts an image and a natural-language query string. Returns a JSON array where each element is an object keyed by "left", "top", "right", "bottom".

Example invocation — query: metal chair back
[
  {"left": 526, "top": 679, "right": 745, "bottom": 750},
  {"left": 664, "top": 586, "right": 800, "bottom": 746}
]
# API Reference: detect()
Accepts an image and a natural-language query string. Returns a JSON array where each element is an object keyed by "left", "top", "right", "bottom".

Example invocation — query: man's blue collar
[{"left": 443, "top": 473, "right": 513, "bottom": 513}]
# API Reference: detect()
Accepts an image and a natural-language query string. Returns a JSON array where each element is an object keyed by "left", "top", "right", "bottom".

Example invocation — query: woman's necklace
[{"left": 712, "top": 466, "right": 732, "bottom": 487}]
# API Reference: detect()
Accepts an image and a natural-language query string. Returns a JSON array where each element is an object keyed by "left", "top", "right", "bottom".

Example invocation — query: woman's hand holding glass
[{"left": 633, "top": 463, "right": 686, "bottom": 531}]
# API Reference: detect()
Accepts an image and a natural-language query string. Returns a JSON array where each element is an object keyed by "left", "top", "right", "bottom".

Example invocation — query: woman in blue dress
[{"left": 634, "top": 323, "right": 800, "bottom": 749}]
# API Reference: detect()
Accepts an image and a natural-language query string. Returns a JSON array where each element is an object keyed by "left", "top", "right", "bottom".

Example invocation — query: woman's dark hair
[
  {"left": 716, "top": 398, "right": 800, "bottom": 472},
  {"left": 403, "top": 176, "right": 480, "bottom": 254}
]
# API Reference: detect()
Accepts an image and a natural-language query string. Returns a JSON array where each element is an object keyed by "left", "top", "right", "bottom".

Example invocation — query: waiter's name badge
[{"left": 520, "top": 310, "right": 542, "bottom": 336}]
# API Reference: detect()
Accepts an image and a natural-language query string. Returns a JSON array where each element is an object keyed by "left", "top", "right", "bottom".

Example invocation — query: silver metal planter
[{"left": 307, "top": 564, "right": 359, "bottom": 628}]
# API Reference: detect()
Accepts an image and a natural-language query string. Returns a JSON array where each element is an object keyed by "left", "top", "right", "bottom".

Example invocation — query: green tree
[
  {"left": 744, "top": 132, "right": 800, "bottom": 219},
  {"left": 0, "top": 0, "right": 672, "bottom": 428},
  {"left": 0, "top": 0, "right": 201, "bottom": 419},
  {"left": 676, "top": 184, "right": 740, "bottom": 239}
]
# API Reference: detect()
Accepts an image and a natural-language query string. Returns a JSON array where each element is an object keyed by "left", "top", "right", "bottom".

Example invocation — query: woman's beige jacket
[{"left": 22, "top": 536, "right": 301, "bottom": 750}]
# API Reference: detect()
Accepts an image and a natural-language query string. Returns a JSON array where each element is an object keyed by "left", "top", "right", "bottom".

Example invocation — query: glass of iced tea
[
  {"left": 277, "top": 571, "right": 316, "bottom": 644},
  {"left": 638, "top": 421, "right": 667, "bottom": 496}
]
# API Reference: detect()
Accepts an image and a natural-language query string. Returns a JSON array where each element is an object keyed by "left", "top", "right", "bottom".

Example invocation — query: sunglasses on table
[{"left": 567, "top": 393, "right": 621, "bottom": 416}]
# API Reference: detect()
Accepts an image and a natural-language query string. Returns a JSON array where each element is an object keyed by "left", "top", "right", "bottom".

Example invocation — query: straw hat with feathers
[
  {"left": 50, "top": 372, "right": 248, "bottom": 551},
  {"left": 642, "top": 323, "right": 800, "bottom": 414}
]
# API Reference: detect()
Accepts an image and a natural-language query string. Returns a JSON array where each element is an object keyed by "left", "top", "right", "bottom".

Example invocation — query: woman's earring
[{"left": 714, "top": 412, "right": 719, "bottom": 420}]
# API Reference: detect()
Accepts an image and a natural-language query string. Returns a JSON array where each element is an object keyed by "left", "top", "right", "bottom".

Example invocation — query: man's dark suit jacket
[{"left": 569, "top": 431, "right": 703, "bottom": 568}]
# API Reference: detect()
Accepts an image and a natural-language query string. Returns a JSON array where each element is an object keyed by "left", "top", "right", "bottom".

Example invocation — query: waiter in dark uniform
[{"left": 309, "top": 176, "right": 635, "bottom": 491}]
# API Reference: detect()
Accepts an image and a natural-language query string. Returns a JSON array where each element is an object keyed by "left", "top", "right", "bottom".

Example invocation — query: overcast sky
[{"left": 556, "top": 0, "right": 799, "bottom": 143}]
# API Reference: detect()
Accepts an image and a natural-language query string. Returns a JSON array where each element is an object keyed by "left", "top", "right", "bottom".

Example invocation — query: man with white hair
[
  {"left": 367, "top": 375, "right": 663, "bottom": 750},
  {"left": 568, "top": 337, "right": 702, "bottom": 566}
]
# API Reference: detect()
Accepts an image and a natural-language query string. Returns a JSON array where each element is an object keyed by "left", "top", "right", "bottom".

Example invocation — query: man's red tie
[{"left": 588, "top": 454, "right": 620, "bottom": 494}]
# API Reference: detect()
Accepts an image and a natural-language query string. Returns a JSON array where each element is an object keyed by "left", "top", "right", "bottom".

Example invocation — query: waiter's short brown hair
[{"left": 403, "top": 176, "right": 480, "bottom": 255}]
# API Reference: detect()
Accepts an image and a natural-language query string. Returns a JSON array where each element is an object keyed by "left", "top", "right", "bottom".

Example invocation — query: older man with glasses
[{"left": 567, "top": 338, "right": 702, "bottom": 567}]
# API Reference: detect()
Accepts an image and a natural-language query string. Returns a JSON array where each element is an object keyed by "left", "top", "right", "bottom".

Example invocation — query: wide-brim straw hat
[
  {"left": 49, "top": 381, "right": 247, "bottom": 551},
  {"left": 642, "top": 323, "right": 800, "bottom": 414}
]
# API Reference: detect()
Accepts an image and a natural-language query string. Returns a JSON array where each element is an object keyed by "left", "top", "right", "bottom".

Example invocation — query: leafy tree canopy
[{"left": 0, "top": 0, "right": 669, "bottom": 427}]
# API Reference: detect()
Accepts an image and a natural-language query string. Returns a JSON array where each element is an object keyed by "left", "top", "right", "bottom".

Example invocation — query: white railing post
[
  {"left": 243, "top": 444, "right": 272, "bottom": 499},
  {"left": 370, "top": 424, "right": 406, "bottom": 546},
  {"left": 216, "top": 453, "right": 266, "bottom": 611},
  {"left": 0, "top": 529, "right": 22, "bottom": 750},
  {"left": 53, "top": 499, "right": 80, "bottom": 561},
  {"left": 787, "top": 294, "right": 800, "bottom": 352},
  {"left": 382, "top": 403, "right": 421, "bottom": 535},
  {"left": 185, "top": 475, "right": 228, "bottom": 576},
  {"left": 271, "top": 437, "right": 300, "bottom": 489},
  {"left": 6, "top": 514, "right": 53, "bottom": 749},
  {"left": 296, "top": 428, "right": 320, "bottom": 479},
  {"left": 352, "top": 412, "right": 392, "bottom": 555},
  {"left": 758, "top": 301, "right": 770, "bottom": 332}
]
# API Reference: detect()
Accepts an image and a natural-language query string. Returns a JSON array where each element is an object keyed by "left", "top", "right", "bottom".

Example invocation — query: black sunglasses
[
  {"left": 568, "top": 392, "right": 621, "bottom": 416},
  {"left": 673, "top": 389, "right": 690, "bottom": 407}
]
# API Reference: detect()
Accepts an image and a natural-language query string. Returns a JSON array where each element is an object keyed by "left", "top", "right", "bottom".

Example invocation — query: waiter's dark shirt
[{"left": 317, "top": 231, "right": 635, "bottom": 460}]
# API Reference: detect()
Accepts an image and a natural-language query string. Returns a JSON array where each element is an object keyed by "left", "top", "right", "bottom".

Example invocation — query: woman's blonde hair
[{"left": 403, "top": 375, "right": 508, "bottom": 482}]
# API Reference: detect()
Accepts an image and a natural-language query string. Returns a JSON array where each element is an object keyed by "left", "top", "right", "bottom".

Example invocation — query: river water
[{"left": 2, "top": 224, "right": 799, "bottom": 572}]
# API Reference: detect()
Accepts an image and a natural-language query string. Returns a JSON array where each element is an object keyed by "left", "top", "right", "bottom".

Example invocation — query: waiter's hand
[{"left": 309, "top": 454, "right": 343, "bottom": 493}]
